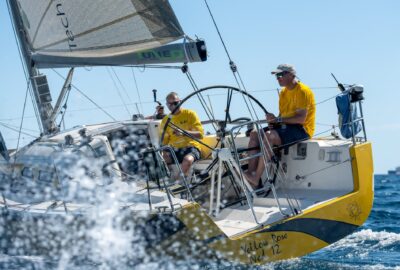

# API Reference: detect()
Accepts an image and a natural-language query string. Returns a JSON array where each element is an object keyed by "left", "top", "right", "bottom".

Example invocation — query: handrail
[{"left": 144, "top": 146, "right": 194, "bottom": 212}]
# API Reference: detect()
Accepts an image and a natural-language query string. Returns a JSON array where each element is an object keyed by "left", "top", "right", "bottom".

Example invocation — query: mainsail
[{"left": 13, "top": 0, "right": 205, "bottom": 68}]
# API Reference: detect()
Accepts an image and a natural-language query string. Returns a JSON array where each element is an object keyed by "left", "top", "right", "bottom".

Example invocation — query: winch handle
[{"left": 152, "top": 89, "right": 161, "bottom": 106}]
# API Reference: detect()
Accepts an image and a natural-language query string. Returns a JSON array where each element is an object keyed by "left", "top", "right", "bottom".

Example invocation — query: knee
[
  {"left": 182, "top": 154, "right": 195, "bottom": 165},
  {"left": 267, "top": 131, "right": 281, "bottom": 145}
]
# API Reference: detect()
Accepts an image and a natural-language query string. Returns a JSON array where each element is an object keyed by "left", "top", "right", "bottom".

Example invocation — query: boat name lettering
[
  {"left": 249, "top": 248, "right": 266, "bottom": 264},
  {"left": 240, "top": 239, "right": 268, "bottom": 254},
  {"left": 55, "top": 2, "right": 77, "bottom": 51},
  {"left": 269, "top": 233, "right": 287, "bottom": 255},
  {"left": 271, "top": 233, "right": 287, "bottom": 243}
]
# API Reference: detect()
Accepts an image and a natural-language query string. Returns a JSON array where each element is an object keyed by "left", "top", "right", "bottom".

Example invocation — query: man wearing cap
[
  {"left": 145, "top": 105, "right": 166, "bottom": 120},
  {"left": 245, "top": 64, "right": 316, "bottom": 188},
  {"left": 160, "top": 92, "right": 204, "bottom": 177}
]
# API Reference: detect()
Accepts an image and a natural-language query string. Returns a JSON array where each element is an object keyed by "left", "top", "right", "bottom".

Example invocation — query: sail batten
[{"left": 15, "top": 0, "right": 190, "bottom": 67}]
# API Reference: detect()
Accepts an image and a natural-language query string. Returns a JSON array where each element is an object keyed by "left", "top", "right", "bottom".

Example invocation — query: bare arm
[{"left": 282, "top": 109, "right": 307, "bottom": 124}]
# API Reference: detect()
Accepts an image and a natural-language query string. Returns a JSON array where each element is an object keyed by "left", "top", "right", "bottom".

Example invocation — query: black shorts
[
  {"left": 263, "top": 124, "right": 309, "bottom": 147},
  {"left": 172, "top": 147, "right": 201, "bottom": 163},
  {"left": 274, "top": 124, "right": 309, "bottom": 146}
]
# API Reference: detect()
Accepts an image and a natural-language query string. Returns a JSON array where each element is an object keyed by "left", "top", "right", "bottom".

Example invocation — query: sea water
[{"left": 0, "top": 174, "right": 399, "bottom": 270}]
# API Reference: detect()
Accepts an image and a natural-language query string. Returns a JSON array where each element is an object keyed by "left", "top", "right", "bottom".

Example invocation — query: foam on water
[
  {"left": 1, "top": 168, "right": 399, "bottom": 268},
  {"left": 328, "top": 229, "right": 400, "bottom": 250}
]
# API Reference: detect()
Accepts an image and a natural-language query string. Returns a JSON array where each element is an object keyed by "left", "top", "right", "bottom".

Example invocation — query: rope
[{"left": 52, "top": 69, "right": 117, "bottom": 121}]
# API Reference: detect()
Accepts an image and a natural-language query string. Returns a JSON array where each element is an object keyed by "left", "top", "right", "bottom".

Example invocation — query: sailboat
[{"left": 0, "top": 0, "right": 374, "bottom": 265}]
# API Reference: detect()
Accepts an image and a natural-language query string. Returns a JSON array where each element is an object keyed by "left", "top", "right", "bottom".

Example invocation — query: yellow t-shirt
[
  {"left": 279, "top": 82, "right": 316, "bottom": 137},
  {"left": 160, "top": 108, "right": 204, "bottom": 153}
]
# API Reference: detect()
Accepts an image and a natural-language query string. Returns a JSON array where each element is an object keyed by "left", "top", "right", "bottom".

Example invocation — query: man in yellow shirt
[
  {"left": 160, "top": 92, "right": 204, "bottom": 177},
  {"left": 246, "top": 64, "right": 316, "bottom": 188}
]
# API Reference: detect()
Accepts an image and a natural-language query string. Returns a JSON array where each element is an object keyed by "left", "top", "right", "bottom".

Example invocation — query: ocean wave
[
  {"left": 328, "top": 229, "right": 400, "bottom": 251},
  {"left": 370, "top": 209, "right": 400, "bottom": 221},
  {"left": 261, "top": 258, "right": 400, "bottom": 270}
]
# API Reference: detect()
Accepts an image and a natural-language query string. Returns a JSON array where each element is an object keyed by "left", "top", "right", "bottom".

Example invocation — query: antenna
[{"left": 331, "top": 73, "right": 346, "bottom": 92}]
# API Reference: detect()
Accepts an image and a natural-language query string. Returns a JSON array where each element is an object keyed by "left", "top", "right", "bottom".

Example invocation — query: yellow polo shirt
[
  {"left": 279, "top": 82, "right": 316, "bottom": 137},
  {"left": 160, "top": 108, "right": 204, "bottom": 153}
]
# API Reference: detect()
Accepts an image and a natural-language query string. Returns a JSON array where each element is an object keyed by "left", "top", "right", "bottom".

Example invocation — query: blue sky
[{"left": 1, "top": 0, "right": 399, "bottom": 173}]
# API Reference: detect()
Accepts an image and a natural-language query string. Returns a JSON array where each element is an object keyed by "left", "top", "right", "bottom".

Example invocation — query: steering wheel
[{"left": 160, "top": 85, "right": 269, "bottom": 149}]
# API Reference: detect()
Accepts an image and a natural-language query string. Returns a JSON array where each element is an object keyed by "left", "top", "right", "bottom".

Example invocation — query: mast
[{"left": 7, "top": 0, "right": 56, "bottom": 135}]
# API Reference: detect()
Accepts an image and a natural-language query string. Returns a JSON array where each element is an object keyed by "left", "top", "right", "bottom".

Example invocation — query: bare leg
[
  {"left": 181, "top": 154, "right": 195, "bottom": 177},
  {"left": 246, "top": 130, "right": 281, "bottom": 187},
  {"left": 247, "top": 129, "right": 260, "bottom": 172},
  {"left": 162, "top": 151, "right": 172, "bottom": 164}
]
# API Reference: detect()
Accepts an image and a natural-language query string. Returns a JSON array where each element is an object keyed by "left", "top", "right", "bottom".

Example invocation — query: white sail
[{"left": 14, "top": 0, "right": 190, "bottom": 68}]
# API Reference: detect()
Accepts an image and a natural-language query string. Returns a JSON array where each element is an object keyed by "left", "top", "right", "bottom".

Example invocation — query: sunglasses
[
  {"left": 167, "top": 101, "right": 179, "bottom": 106},
  {"left": 275, "top": 71, "right": 290, "bottom": 79}
]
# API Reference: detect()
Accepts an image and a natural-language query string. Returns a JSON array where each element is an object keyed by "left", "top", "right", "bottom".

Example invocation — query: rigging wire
[
  {"left": 110, "top": 67, "right": 136, "bottom": 113},
  {"left": 203, "top": 0, "right": 279, "bottom": 201},
  {"left": 203, "top": 0, "right": 233, "bottom": 62},
  {"left": 0, "top": 100, "right": 339, "bottom": 127},
  {"left": 131, "top": 68, "right": 144, "bottom": 115},
  {"left": 52, "top": 69, "right": 117, "bottom": 121},
  {"left": 179, "top": 37, "right": 219, "bottom": 129},
  {"left": 0, "top": 88, "right": 341, "bottom": 127},
  {"left": 203, "top": 0, "right": 259, "bottom": 121},
  {"left": 0, "top": 122, "right": 37, "bottom": 138},
  {"left": 106, "top": 67, "right": 131, "bottom": 117},
  {"left": 185, "top": 70, "right": 218, "bottom": 132},
  {"left": 315, "top": 93, "right": 341, "bottom": 106},
  {"left": 14, "top": 82, "right": 31, "bottom": 162}
]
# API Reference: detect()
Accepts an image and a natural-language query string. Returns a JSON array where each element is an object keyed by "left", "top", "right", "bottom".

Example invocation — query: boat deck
[{"left": 212, "top": 188, "right": 350, "bottom": 237}]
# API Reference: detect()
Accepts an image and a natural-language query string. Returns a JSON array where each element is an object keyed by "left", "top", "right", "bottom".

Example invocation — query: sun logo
[{"left": 347, "top": 202, "right": 362, "bottom": 221}]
